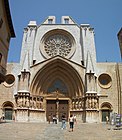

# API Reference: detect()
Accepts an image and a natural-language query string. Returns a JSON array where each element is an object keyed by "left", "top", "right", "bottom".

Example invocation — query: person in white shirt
[{"left": 69, "top": 114, "right": 74, "bottom": 132}]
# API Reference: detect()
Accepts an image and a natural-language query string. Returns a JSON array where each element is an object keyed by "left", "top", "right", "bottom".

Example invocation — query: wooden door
[
  {"left": 5, "top": 109, "right": 13, "bottom": 120},
  {"left": 46, "top": 100, "right": 69, "bottom": 122},
  {"left": 59, "top": 100, "right": 69, "bottom": 121},
  {"left": 46, "top": 100, "right": 56, "bottom": 121},
  {"left": 102, "top": 110, "right": 110, "bottom": 122}
]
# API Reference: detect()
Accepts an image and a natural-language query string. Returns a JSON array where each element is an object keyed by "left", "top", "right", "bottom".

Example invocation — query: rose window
[
  {"left": 98, "top": 73, "right": 112, "bottom": 89},
  {"left": 44, "top": 34, "right": 72, "bottom": 57}
]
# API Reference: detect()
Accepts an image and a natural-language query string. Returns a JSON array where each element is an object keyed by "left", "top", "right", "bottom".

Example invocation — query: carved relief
[
  {"left": 71, "top": 98, "right": 84, "bottom": 110},
  {"left": 15, "top": 93, "right": 44, "bottom": 110},
  {"left": 85, "top": 93, "right": 98, "bottom": 109}
]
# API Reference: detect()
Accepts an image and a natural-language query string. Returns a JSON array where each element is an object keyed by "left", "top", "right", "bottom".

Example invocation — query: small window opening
[
  {"left": 64, "top": 18, "right": 69, "bottom": 24},
  {"left": 48, "top": 19, "right": 53, "bottom": 24}
]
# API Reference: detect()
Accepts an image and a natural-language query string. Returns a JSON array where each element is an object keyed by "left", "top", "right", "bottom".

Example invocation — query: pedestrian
[
  {"left": 69, "top": 114, "right": 74, "bottom": 132},
  {"left": 52, "top": 115, "right": 55, "bottom": 123},
  {"left": 2, "top": 113, "right": 5, "bottom": 120},
  {"left": 55, "top": 115, "right": 58, "bottom": 124},
  {"left": 48, "top": 115, "right": 51, "bottom": 124},
  {"left": 61, "top": 114, "right": 66, "bottom": 129},
  {"left": 106, "top": 116, "right": 109, "bottom": 124},
  {"left": 53, "top": 115, "right": 57, "bottom": 124},
  {"left": 73, "top": 114, "right": 77, "bottom": 124},
  {"left": 13, "top": 115, "right": 15, "bottom": 122}
]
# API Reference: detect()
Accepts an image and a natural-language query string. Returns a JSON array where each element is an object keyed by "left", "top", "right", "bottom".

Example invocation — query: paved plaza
[{"left": 0, "top": 121, "right": 122, "bottom": 140}]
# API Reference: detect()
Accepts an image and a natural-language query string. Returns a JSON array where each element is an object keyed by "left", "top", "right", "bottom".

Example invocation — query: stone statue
[
  {"left": 23, "top": 96, "right": 26, "bottom": 107},
  {"left": 72, "top": 101, "right": 75, "bottom": 110},
  {"left": 36, "top": 98, "right": 40, "bottom": 109},
  {"left": 94, "top": 98, "right": 98, "bottom": 109},
  {"left": 78, "top": 101, "right": 82, "bottom": 109},
  {"left": 26, "top": 97, "right": 29, "bottom": 108},
  {"left": 88, "top": 98, "right": 91, "bottom": 109},
  {"left": 30, "top": 97, "right": 33, "bottom": 108},
  {"left": 75, "top": 101, "right": 78, "bottom": 110},
  {"left": 33, "top": 98, "right": 37, "bottom": 109},
  {"left": 40, "top": 100, "right": 43, "bottom": 109},
  {"left": 86, "top": 98, "right": 89, "bottom": 109},
  {"left": 18, "top": 97, "right": 23, "bottom": 108}
]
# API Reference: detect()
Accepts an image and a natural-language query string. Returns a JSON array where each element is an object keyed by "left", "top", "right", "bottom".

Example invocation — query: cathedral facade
[{"left": 0, "top": 16, "right": 122, "bottom": 123}]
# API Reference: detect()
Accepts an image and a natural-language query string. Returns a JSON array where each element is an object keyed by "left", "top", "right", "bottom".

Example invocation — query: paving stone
[{"left": 0, "top": 121, "right": 122, "bottom": 140}]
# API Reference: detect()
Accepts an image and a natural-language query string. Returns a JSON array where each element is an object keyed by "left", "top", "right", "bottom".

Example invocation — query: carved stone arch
[
  {"left": 30, "top": 57, "right": 84, "bottom": 98},
  {"left": 100, "top": 102, "right": 113, "bottom": 122},
  {"left": 2, "top": 101, "right": 14, "bottom": 108},
  {"left": 40, "top": 67, "right": 78, "bottom": 97},
  {"left": 100, "top": 102, "right": 113, "bottom": 110},
  {"left": 2, "top": 101, "right": 14, "bottom": 120}
]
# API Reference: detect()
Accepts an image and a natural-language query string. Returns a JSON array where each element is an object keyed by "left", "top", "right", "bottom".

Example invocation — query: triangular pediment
[{"left": 31, "top": 55, "right": 85, "bottom": 69}]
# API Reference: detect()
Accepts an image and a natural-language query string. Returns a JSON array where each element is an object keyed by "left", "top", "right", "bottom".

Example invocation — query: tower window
[
  {"left": 48, "top": 19, "right": 53, "bottom": 24},
  {"left": 64, "top": 18, "right": 69, "bottom": 24}
]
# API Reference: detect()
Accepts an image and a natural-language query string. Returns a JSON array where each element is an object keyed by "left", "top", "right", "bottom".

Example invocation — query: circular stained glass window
[
  {"left": 98, "top": 73, "right": 112, "bottom": 89},
  {"left": 44, "top": 34, "right": 72, "bottom": 57},
  {"left": 40, "top": 30, "right": 76, "bottom": 59}
]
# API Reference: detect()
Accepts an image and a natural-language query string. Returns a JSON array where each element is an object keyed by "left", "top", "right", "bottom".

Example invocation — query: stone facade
[
  {"left": 0, "top": 16, "right": 121, "bottom": 123},
  {"left": 0, "top": 0, "right": 15, "bottom": 83}
]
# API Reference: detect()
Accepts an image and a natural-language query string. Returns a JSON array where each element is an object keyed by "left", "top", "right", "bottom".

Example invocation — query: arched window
[{"left": 47, "top": 79, "right": 68, "bottom": 93}]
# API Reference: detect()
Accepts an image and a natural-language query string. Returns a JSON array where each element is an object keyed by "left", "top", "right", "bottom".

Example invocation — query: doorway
[
  {"left": 5, "top": 108, "right": 13, "bottom": 120},
  {"left": 46, "top": 100, "right": 69, "bottom": 122},
  {"left": 2, "top": 101, "right": 14, "bottom": 120},
  {"left": 102, "top": 110, "right": 110, "bottom": 122}
]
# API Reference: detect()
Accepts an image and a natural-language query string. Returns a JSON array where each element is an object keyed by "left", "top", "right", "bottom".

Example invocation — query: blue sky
[{"left": 8, "top": 0, "right": 122, "bottom": 62}]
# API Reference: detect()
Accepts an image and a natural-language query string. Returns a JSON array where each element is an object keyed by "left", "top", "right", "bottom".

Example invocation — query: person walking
[
  {"left": 48, "top": 115, "right": 51, "bottom": 124},
  {"left": 73, "top": 114, "right": 77, "bottom": 124},
  {"left": 69, "top": 114, "right": 74, "bottom": 132},
  {"left": 61, "top": 114, "right": 66, "bottom": 129},
  {"left": 106, "top": 116, "right": 109, "bottom": 124}
]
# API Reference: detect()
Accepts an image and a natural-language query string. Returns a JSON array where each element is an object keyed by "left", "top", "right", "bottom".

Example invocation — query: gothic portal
[{"left": 0, "top": 16, "right": 122, "bottom": 123}]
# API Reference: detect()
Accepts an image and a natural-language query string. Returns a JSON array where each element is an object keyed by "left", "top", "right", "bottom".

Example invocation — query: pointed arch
[{"left": 30, "top": 58, "right": 84, "bottom": 98}]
